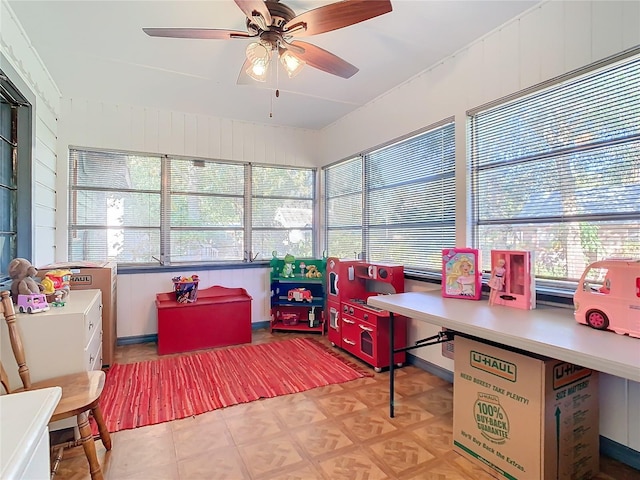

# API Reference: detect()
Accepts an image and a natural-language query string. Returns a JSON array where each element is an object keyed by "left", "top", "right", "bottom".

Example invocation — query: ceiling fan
[{"left": 143, "top": 0, "right": 392, "bottom": 83}]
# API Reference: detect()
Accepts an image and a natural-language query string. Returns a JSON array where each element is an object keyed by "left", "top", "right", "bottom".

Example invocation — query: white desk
[
  {"left": 368, "top": 291, "right": 640, "bottom": 416},
  {"left": 0, "top": 387, "right": 62, "bottom": 480}
]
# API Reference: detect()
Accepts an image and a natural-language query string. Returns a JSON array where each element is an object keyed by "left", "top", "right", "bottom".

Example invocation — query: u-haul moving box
[{"left": 453, "top": 336, "right": 599, "bottom": 480}]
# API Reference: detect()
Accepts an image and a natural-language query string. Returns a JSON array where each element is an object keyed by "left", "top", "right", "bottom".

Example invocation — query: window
[
  {"left": 324, "top": 121, "right": 456, "bottom": 272},
  {"left": 68, "top": 148, "right": 315, "bottom": 264},
  {"left": 252, "top": 165, "right": 315, "bottom": 260},
  {"left": 0, "top": 68, "right": 32, "bottom": 279},
  {"left": 325, "top": 157, "right": 363, "bottom": 258},
  {"left": 470, "top": 54, "right": 640, "bottom": 288}
]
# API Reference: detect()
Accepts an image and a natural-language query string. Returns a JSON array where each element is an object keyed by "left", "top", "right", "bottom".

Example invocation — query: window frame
[
  {"left": 323, "top": 119, "right": 457, "bottom": 274},
  {"left": 67, "top": 147, "right": 317, "bottom": 265},
  {"left": 0, "top": 59, "right": 33, "bottom": 280}
]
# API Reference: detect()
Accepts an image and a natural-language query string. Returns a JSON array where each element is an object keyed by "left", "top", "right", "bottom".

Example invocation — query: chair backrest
[
  {"left": 0, "top": 290, "right": 33, "bottom": 390},
  {"left": 0, "top": 360, "right": 10, "bottom": 394}
]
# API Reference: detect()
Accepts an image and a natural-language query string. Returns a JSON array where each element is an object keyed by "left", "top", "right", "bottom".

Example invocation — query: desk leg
[{"left": 389, "top": 312, "right": 395, "bottom": 418}]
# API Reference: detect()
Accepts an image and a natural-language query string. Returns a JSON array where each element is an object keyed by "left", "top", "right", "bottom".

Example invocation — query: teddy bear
[{"left": 8, "top": 257, "right": 44, "bottom": 302}]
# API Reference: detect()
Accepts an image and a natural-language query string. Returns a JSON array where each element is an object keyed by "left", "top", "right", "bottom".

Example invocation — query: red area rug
[{"left": 96, "top": 337, "right": 371, "bottom": 433}]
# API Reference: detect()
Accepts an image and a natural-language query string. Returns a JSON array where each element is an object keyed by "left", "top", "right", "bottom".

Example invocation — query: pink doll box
[
  {"left": 489, "top": 250, "right": 535, "bottom": 310},
  {"left": 442, "top": 248, "right": 482, "bottom": 300}
]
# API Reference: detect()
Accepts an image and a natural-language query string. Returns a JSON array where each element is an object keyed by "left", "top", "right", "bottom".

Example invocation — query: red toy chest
[{"left": 155, "top": 285, "right": 252, "bottom": 355}]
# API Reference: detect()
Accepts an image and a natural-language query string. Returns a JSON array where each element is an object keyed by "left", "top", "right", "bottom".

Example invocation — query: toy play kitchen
[{"left": 326, "top": 257, "right": 406, "bottom": 371}]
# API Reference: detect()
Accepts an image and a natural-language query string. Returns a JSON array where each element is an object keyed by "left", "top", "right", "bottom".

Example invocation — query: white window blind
[
  {"left": 325, "top": 157, "right": 363, "bottom": 258},
  {"left": 69, "top": 149, "right": 162, "bottom": 263},
  {"left": 251, "top": 165, "right": 315, "bottom": 260},
  {"left": 366, "top": 122, "right": 456, "bottom": 270},
  {"left": 324, "top": 121, "right": 456, "bottom": 272},
  {"left": 470, "top": 55, "right": 640, "bottom": 284},
  {"left": 169, "top": 157, "right": 245, "bottom": 262}
]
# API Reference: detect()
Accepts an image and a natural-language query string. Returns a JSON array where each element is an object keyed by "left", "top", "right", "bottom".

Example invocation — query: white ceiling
[{"left": 8, "top": 0, "right": 539, "bottom": 130}]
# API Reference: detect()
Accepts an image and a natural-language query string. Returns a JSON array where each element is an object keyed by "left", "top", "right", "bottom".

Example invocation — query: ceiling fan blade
[
  {"left": 234, "top": 0, "right": 272, "bottom": 27},
  {"left": 284, "top": 0, "right": 392, "bottom": 37},
  {"left": 143, "top": 28, "right": 251, "bottom": 40},
  {"left": 289, "top": 40, "right": 358, "bottom": 79}
]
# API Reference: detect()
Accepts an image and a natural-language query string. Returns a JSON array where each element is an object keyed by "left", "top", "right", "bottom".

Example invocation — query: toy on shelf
[
  {"left": 441, "top": 248, "right": 482, "bottom": 300},
  {"left": 488, "top": 250, "right": 535, "bottom": 310},
  {"left": 281, "top": 253, "right": 296, "bottom": 278},
  {"left": 17, "top": 293, "right": 50, "bottom": 313},
  {"left": 574, "top": 258, "right": 640, "bottom": 338},
  {"left": 305, "top": 265, "right": 322, "bottom": 278},
  {"left": 280, "top": 312, "right": 299, "bottom": 326},
  {"left": 287, "top": 287, "right": 313, "bottom": 302}
]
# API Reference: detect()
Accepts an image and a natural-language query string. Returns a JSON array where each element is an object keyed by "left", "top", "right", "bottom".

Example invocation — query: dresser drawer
[
  {"left": 85, "top": 328, "right": 102, "bottom": 371},
  {"left": 90, "top": 345, "right": 103, "bottom": 371},
  {"left": 84, "top": 294, "right": 102, "bottom": 344}
]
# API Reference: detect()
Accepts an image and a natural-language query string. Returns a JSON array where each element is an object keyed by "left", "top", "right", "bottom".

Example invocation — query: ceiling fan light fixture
[
  {"left": 280, "top": 50, "right": 305, "bottom": 78},
  {"left": 245, "top": 41, "right": 272, "bottom": 82},
  {"left": 246, "top": 62, "right": 269, "bottom": 82}
]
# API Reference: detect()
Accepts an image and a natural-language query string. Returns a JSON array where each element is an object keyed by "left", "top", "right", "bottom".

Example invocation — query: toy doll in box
[
  {"left": 442, "top": 248, "right": 482, "bottom": 300},
  {"left": 488, "top": 250, "right": 535, "bottom": 309}
]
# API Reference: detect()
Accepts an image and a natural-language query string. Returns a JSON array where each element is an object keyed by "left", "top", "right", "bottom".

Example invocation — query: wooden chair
[{"left": 0, "top": 290, "right": 112, "bottom": 480}]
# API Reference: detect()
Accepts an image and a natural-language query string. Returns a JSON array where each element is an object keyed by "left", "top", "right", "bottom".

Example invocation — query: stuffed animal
[
  {"left": 282, "top": 253, "right": 296, "bottom": 278},
  {"left": 305, "top": 265, "right": 322, "bottom": 278},
  {"left": 8, "top": 258, "right": 44, "bottom": 302}
]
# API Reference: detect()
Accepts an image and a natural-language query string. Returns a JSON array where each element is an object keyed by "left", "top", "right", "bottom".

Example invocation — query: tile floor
[{"left": 54, "top": 330, "right": 639, "bottom": 480}]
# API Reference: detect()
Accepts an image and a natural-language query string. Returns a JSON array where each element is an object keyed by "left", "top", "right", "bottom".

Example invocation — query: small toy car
[
  {"left": 17, "top": 294, "right": 50, "bottom": 313},
  {"left": 574, "top": 258, "right": 640, "bottom": 338}
]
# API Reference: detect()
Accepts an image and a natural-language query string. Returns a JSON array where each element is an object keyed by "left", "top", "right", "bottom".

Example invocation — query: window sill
[{"left": 118, "top": 261, "right": 270, "bottom": 275}]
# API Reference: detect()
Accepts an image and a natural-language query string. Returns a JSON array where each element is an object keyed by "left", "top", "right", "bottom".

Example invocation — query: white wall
[
  {"left": 317, "top": 0, "right": 640, "bottom": 451},
  {"left": 0, "top": 0, "right": 59, "bottom": 266}
]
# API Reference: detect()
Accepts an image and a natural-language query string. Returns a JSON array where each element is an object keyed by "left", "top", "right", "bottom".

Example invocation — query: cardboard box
[
  {"left": 453, "top": 336, "right": 599, "bottom": 480},
  {"left": 38, "top": 261, "right": 117, "bottom": 367}
]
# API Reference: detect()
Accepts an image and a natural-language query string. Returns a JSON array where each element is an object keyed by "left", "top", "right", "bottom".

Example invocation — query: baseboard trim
[
  {"left": 117, "top": 334, "right": 157, "bottom": 346},
  {"left": 406, "top": 353, "right": 454, "bottom": 383},
  {"left": 251, "top": 320, "right": 270, "bottom": 330},
  {"left": 116, "top": 322, "right": 272, "bottom": 346},
  {"left": 600, "top": 436, "right": 640, "bottom": 470}
]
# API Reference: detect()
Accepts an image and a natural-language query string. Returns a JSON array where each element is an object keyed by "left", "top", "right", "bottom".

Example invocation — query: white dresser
[
  {"left": 0, "top": 387, "right": 62, "bottom": 480},
  {"left": 0, "top": 289, "right": 102, "bottom": 430}
]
